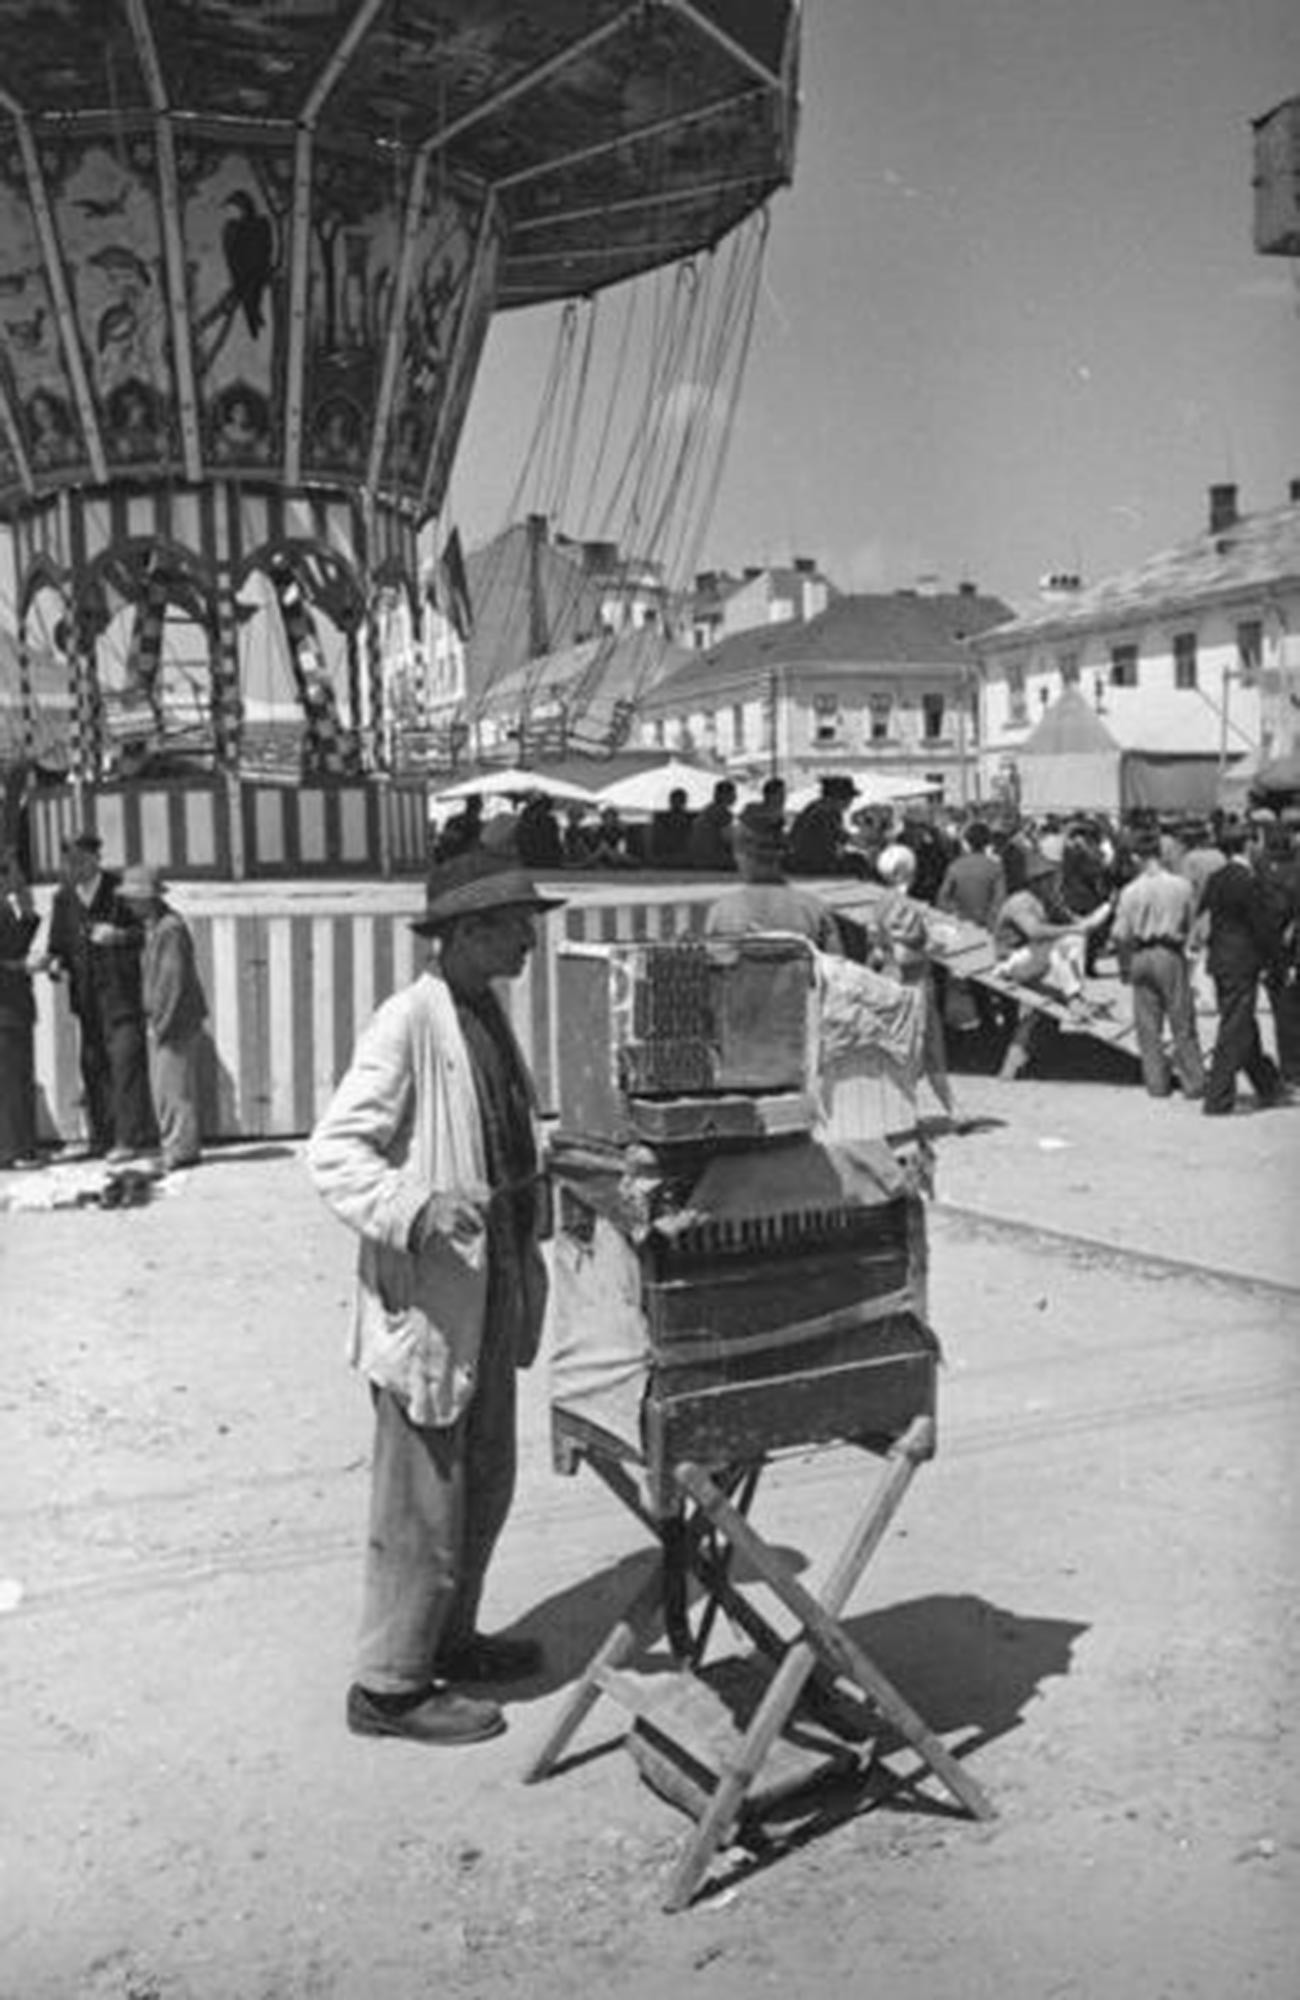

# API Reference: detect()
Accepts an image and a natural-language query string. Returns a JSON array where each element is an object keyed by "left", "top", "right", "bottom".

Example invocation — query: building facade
[
  {"left": 972, "top": 484, "right": 1300, "bottom": 805},
  {"left": 637, "top": 587, "right": 1012, "bottom": 800}
]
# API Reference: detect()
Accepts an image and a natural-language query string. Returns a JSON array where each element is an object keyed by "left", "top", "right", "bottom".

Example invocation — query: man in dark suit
[
  {"left": 45, "top": 831, "right": 156, "bottom": 1156},
  {"left": 1200, "top": 824, "right": 1287, "bottom": 1117}
]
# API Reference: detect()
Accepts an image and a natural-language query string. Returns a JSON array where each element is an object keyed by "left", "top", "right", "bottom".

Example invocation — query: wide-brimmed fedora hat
[
  {"left": 119, "top": 862, "right": 165, "bottom": 901},
  {"left": 411, "top": 849, "right": 565, "bottom": 936}
]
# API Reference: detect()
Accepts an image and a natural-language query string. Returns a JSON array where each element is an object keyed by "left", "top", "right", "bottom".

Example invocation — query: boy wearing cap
[
  {"left": 117, "top": 865, "right": 208, "bottom": 1171},
  {"left": 308, "top": 851, "right": 563, "bottom": 1746}
]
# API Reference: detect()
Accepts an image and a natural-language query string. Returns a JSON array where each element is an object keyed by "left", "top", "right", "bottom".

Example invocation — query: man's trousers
[{"left": 354, "top": 1307, "right": 518, "bottom": 1696}]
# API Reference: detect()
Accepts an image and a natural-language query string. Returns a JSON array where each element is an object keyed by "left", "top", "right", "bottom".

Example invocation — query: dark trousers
[
  {"left": 1129, "top": 946, "right": 1203, "bottom": 1098},
  {"left": 0, "top": 1016, "right": 37, "bottom": 1162},
  {"left": 355, "top": 1306, "right": 519, "bottom": 1695},
  {"left": 1265, "top": 972, "right": 1300, "bottom": 1082},
  {"left": 105, "top": 1013, "right": 158, "bottom": 1150},
  {"left": 76, "top": 1008, "right": 114, "bottom": 1152},
  {"left": 1204, "top": 970, "right": 1281, "bottom": 1114}
]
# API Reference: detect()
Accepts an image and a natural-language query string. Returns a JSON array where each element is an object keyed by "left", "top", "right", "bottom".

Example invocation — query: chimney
[
  {"left": 1290, "top": 479, "right": 1300, "bottom": 505},
  {"left": 1208, "top": 484, "right": 1238, "bottom": 534},
  {"left": 793, "top": 556, "right": 816, "bottom": 574},
  {"left": 958, "top": 580, "right": 978, "bottom": 597}
]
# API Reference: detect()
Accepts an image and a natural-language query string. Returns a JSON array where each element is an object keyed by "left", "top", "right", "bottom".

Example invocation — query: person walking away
[
  {"left": 45, "top": 831, "right": 156, "bottom": 1157},
  {"left": 992, "top": 852, "right": 1111, "bottom": 1080},
  {"left": 514, "top": 794, "right": 563, "bottom": 870},
  {"left": 1254, "top": 815, "right": 1300, "bottom": 1084},
  {"left": 307, "top": 850, "right": 563, "bottom": 1746},
  {"left": 705, "top": 805, "right": 844, "bottom": 951},
  {"left": 0, "top": 847, "right": 41, "bottom": 1168},
  {"left": 434, "top": 792, "right": 484, "bottom": 862},
  {"left": 687, "top": 778, "right": 737, "bottom": 871},
  {"left": 1199, "top": 824, "right": 1288, "bottom": 1117},
  {"left": 117, "top": 865, "right": 209, "bottom": 1171},
  {"left": 935, "top": 821, "right": 1008, "bottom": 1043},
  {"left": 1061, "top": 820, "right": 1113, "bottom": 976},
  {"left": 649, "top": 787, "right": 695, "bottom": 867},
  {"left": 1109, "top": 829, "right": 1203, "bottom": 1099}
]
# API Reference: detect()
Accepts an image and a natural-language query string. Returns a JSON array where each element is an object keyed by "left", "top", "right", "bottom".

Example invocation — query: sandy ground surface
[{"left": 1, "top": 1066, "right": 1298, "bottom": 2000}]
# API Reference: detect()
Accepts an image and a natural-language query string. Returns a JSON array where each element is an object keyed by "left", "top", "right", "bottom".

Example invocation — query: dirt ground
[{"left": 1, "top": 1062, "right": 1298, "bottom": 2000}]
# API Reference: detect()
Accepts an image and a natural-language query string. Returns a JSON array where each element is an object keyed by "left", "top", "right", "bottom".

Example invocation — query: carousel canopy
[{"left": 0, "top": 1, "right": 799, "bottom": 520}]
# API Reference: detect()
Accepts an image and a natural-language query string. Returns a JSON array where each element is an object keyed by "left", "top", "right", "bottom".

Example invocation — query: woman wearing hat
[{"left": 308, "top": 851, "right": 564, "bottom": 1747}]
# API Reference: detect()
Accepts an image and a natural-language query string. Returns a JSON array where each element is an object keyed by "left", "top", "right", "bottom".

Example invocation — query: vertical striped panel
[
  {"left": 310, "top": 916, "right": 338, "bottom": 1119},
  {"left": 299, "top": 790, "right": 328, "bottom": 863},
  {"left": 372, "top": 917, "right": 395, "bottom": 1010},
  {"left": 255, "top": 790, "right": 285, "bottom": 864},
  {"left": 184, "top": 790, "right": 217, "bottom": 868},
  {"left": 330, "top": 919, "right": 355, "bottom": 1086},
  {"left": 139, "top": 789, "right": 171, "bottom": 866},
  {"left": 339, "top": 789, "right": 369, "bottom": 861},
  {"left": 351, "top": 915, "right": 377, "bottom": 1033},
  {"left": 264, "top": 916, "right": 300, "bottom": 1135},
  {"left": 206, "top": 912, "right": 248, "bottom": 1137},
  {"left": 287, "top": 915, "right": 317, "bottom": 1132},
  {"left": 235, "top": 914, "right": 268, "bottom": 1134},
  {"left": 97, "top": 793, "right": 127, "bottom": 865}
]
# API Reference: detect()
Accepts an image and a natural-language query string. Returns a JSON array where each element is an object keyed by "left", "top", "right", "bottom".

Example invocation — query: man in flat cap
[
  {"left": 45, "top": 831, "right": 156, "bottom": 1158},
  {"left": 308, "top": 850, "right": 564, "bottom": 1746}
]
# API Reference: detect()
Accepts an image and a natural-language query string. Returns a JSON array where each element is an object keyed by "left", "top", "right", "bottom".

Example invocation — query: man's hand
[{"left": 411, "top": 1186, "right": 490, "bottom": 1253}]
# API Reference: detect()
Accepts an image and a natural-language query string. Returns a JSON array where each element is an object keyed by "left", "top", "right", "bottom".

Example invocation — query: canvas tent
[
  {"left": 1016, "top": 688, "right": 1239, "bottom": 816},
  {"left": 1016, "top": 689, "right": 1121, "bottom": 813}
]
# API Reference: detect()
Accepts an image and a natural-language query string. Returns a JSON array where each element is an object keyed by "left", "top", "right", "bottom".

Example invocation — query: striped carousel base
[{"left": 28, "top": 878, "right": 914, "bottom": 1149}]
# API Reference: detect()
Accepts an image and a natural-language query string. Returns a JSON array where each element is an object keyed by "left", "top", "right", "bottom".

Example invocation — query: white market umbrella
[
  {"left": 596, "top": 759, "right": 742, "bottom": 815},
  {"left": 430, "top": 767, "right": 601, "bottom": 807}
]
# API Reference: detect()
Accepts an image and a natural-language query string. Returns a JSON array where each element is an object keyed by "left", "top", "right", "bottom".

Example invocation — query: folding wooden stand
[{"left": 523, "top": 1409, "right": 995, "bottom": 1913}]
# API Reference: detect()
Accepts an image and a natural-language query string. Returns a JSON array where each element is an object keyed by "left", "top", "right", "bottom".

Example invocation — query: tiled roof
[
  {"left": 976, "top": 502, "right": 1300, "bottom": 648},
  {"left": 641, "top": 589, "right": 1014, "bottom": 710}
]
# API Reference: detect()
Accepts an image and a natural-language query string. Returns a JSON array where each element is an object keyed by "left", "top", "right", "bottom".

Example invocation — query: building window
[
  {"left": 1237, "top": 619, "right": 1263, "bottom": 685},
  {"left": 1173, "top": 632, "right": 1197, "bottom": 690},
  {"left": 869, "top": 693, "right": 892, "bottom": 744},
  {"left": 1007, "top": 663, "right": 1028, "bottom": 726},
  {"left": 731, "top": 702, "right": 745, "bottom": 751},
  {"left": 813, "top": 693, "right": 841, "bottom": 744},
  {"left": 922, "top": 693, "right": 945, "bottom": 741},
  {"left": 1110, "top": 643, "right": 1138, "bottom": 688},
  {"left": 1057, "top": 649, "right": 1081, "bottom": 687}
]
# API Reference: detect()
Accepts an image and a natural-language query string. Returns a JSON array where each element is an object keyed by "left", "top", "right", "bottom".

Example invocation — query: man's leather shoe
[
  {"left": 434, "top": 1633, "right": 544, "bottom": 1684},
  {"left": 346, "top": 1682, "right": 505, "bottom": 1745}
]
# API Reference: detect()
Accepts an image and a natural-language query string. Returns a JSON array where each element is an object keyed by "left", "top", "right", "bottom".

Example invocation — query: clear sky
[{"left": 452, "top": 0, "right": 1300, "bottom": 609}]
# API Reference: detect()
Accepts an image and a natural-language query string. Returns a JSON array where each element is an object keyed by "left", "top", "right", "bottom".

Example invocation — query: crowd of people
[
  {"left": 433, "top": 772, "right": 1300, "bottom": 1116},
  {"left": 0, "top": 831, "right": 208, "bottom": 1174}
]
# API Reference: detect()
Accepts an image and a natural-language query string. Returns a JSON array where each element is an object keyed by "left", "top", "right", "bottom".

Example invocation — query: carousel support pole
[
  {"left": 363, "top": 603, "right": 393, "bottom": 880},
  {"left": 213, "top": 561, "right": 247, "bottom": 879}
]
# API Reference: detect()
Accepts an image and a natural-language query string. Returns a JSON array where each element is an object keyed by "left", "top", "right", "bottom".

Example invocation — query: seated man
[{"left": 992, "top": 852, "right": 1111, "bottom": 1078}]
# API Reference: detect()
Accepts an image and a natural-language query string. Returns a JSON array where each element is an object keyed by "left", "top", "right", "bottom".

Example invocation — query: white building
[{"left": 972, "top": 484, "right": 1300, "bottom": 810}]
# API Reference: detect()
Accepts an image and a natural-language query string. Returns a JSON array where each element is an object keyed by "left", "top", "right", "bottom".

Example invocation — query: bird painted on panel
[{"left": 222, "top": 192, "right": 275, "bottom": 339}]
